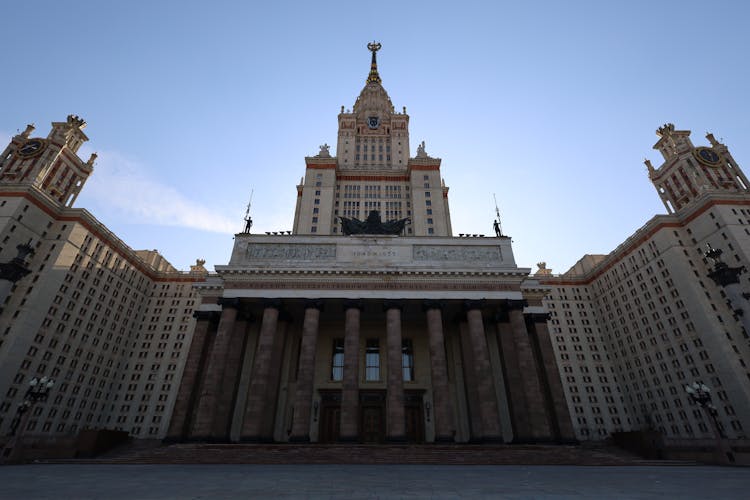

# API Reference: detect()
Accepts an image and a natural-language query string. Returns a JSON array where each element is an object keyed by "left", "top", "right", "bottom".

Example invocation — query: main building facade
[
  {"left": 1, "top": 44, "right": 749, "bottom": 454},
  {"left": 165, "top": 45, "right": 575, "bottom": 444}
]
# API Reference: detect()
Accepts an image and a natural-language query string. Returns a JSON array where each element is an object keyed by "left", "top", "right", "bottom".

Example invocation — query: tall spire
[{"left": 366, "top": 41, "right": 382, "bottom": 84}]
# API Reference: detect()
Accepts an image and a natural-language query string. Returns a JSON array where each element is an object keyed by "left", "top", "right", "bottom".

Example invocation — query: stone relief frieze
[
  {"left": 245, "top": 244, "right": 336, "bottom": 261},
  {"left": 413, "top": 245, "right": 502, "bottom": 262}
]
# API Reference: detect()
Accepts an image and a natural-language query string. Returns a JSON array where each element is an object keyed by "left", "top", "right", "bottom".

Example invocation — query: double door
[{"left": 318, "top": 390, "right": 424, "bottom": 443}]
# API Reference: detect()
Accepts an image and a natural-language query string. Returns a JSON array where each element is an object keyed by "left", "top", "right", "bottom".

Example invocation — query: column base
[
  {"left": 183, "top": 436, "right": 229, "bottom": 443},
  {"left": 386, "top": 435, "right": 407, "bottom": 443},
  {"left": 433, "top": 435, "right": 456, "bottom": 443},
  {"left": 480, "top": 435, "right": 505, "bottom": 444},
  {"left": 239, "top": 435, "right": 275, "bottom": 443},
  {"left": 467, "top": 435, "right": 504, "bottom": 444},
  {"left": 288, "top": 435, "right": 311, "bottom": 443}
]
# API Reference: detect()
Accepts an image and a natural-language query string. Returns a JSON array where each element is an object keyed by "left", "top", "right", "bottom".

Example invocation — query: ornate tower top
[
  {"left": 366, "top": 41, "right": 382, "bottom": 84},
  {"left": 646, "top": 124, "right": 750, "bottom": 214}
]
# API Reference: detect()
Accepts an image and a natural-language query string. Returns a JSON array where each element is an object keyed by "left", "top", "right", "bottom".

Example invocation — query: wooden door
[
  {"left": 319, "top": 406, "right": 340, "bottom": 443},
  {"left": 405, "top": 405, "right": 425, "bottom": 443},
  {"left": 361, "top": 406, "right": 384, "bottom": 443}
]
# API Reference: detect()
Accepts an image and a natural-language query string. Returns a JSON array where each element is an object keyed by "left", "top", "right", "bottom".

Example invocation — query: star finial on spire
[{"left": 366, "top": 41, "right": 382, "bottom": 84}]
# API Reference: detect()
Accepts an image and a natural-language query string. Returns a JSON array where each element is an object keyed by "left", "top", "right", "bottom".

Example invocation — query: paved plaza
[{"left": 0, "top": 464, "right": 748, "bottom": 499}]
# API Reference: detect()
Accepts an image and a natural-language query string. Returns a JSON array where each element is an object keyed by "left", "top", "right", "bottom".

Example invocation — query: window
[
  {"left": 365, "top": 339, "right": 380, "bottom": 381},
  {"left": 425, "top": 192, "right": 431, "bottom": 197},
  {"left": 331, "top": 339, "right": 344, "bottom": 381},
  {"left": 402, "top": 339, "right": 414, "bottom": 381}
]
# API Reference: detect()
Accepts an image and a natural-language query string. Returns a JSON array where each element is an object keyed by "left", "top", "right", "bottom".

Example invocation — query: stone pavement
[{"left": 0, "top": 464, "right": 748, "bottom": 499}]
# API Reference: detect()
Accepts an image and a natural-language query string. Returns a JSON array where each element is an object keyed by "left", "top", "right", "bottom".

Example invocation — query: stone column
[
  {"left": 384, "top": 300, "right": 406, "bottom": 442},
  {"left": 289, "top": 300, "right": 323, "bottom": 442},
  {"left": 190, "top": 298, "right": 240, "bottom": 440},
  {"left": 458, "top": 322, "right": 483, "bottom": 439},
  {"left": 464, "top": 300, "right": 502, "bottom": 441},
  {"left": 508, "top": 301, "right": 551, "bottom": 440},
  {"left": 423, "top": 300, "right": 455, "bottom": 442},
  {"left": 495, "top": 305, "right": 532, "bottom": 442},
  {"left": 165, "top": 310, "right": 218, "bottom": 442},
  {"left": 339, "top": 300, "right": 363, "bottom": 441},
  {"left": 528, "top": 314, "right": 576, "bottom": 442},
  {"left": 213, "top": 307, "right": 253, "bottom": 439},
  {"left": 241, "top": 299, "right": 281, "bottom": 441},
  {"left": 268, "top": 319, "right": 289, "bottom": 441}
]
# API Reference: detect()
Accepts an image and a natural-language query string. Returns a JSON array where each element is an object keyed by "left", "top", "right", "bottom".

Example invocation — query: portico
[{"left": 166, "top": 235, "right": 575, "bottom": 445}]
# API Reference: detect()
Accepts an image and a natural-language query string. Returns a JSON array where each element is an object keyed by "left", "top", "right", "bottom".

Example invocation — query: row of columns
[{"left": 167, "top": 297, "right": 575, "bottom": 444}]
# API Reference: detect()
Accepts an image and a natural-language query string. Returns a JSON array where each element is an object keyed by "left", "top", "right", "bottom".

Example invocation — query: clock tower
[
  {"left": 0, "top": 115, "right": 96, "bottom": 207},
  {"left": 646, "top": 123, "right": 750, "bottom": 213}
]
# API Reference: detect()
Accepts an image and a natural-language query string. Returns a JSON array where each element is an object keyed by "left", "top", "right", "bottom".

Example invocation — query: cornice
[
  {"left": 0, "top": 185, "right": 205, "bottom": 283},
  {"left": 217, "top": 268, "right": 530, "bottom": 279},
  {"left": 541, "top": 193, "right": 750, "bottom": 286}
]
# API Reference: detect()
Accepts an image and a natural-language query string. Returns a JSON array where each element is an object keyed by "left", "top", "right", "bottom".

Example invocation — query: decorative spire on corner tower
[{"left": 366, "top": 41, "right": 382, "bottom": 84}]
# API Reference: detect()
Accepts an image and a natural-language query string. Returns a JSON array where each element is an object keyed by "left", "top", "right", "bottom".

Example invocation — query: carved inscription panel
[
  {"left": 245, "top": 244, "right": 336, "bottom": 261},
  {"left": 413, "top": 245, "right": 502, "bottom": 262}
]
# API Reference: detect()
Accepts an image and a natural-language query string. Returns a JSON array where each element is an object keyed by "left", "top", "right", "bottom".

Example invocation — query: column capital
[
  {"left": 525, "top": 312, "right": 551, "bottom": 323},
  {"left": 343, "top": 299, "right": 364, "bottom": 311},
  {"left": 383, "top": 299, "right": 403, "bottom": 312},
  {"left": 422, "top": 299, "right": 445, "bottom": 312},
  {"left": 236, "top": 306, "right": 254, "bottom": 322},
  {"left": 500, "top": 299, "right": 529, "bottom": 311},
  {"left": 496, "top": 300, "right": 531, "bottom": 322},
  {"left": 193, "top": 310, "right": 220, "bottom": 321},
  {"left": 217, "top": 297, "right": 241, "bottom": 309},
  {"left": 463, "top": 299, "right": 485, "bottom": 312},
  {"left": 304, "top": 299, "right": 324, "bottom": 311},
  {"left": 262, "top": 298, "right": 283, "bottom": 310},
  {"left": 494, "top": 308, "right": 509, "bottom": 323}
]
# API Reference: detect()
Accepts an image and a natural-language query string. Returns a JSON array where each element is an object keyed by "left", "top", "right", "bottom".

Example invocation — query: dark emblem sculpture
[{"left": 339, "top": 210, "right": 410, "bottom": 235}]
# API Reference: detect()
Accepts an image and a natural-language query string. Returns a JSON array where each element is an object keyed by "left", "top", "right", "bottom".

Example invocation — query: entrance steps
[{"left": 37, "top": 442, "right": 699, "bottom": 466}]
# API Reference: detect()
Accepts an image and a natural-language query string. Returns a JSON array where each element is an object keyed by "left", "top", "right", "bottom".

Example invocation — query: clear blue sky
[{"left": 2, "top": 1, "right": 749, "bottom": 274}]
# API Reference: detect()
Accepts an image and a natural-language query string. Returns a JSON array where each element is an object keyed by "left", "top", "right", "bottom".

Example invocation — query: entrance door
[
  {"left": 319, "top": 406, "right": 340, "bottom": 443},
  {"left": 404, "top": 405, "right": 425, "bottom": 443},
  {"left": 361, "top": 406, "right": 384, "bottom": 443}
]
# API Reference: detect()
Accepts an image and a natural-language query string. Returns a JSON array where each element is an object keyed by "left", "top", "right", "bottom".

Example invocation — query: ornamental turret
[
  {"left": 0, "top": 115, "right": 94, "bottom": 207},
  {"left": 647, "top": 124, "right": 749, "bottom": 213}
]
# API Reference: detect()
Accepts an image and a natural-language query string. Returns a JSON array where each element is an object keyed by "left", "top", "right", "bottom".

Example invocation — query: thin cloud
[{"left": 78, "top": 147, "right": 237, "bottom": 234}]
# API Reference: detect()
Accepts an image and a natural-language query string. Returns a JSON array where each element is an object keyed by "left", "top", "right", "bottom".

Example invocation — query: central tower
[{"left": 293, "top": 43, "right": 452, "bottom": 237}]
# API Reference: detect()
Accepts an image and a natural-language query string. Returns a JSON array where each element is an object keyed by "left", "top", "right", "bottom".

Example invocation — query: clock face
[
  {"left": 694, "top": 147, "right": 721, "bottom": 167},
  {"left": 17, "top": 139, "right": 46, "bottom": 158},
  {"left": 367, "top": 116, "right": 380, "bottom": 129}
]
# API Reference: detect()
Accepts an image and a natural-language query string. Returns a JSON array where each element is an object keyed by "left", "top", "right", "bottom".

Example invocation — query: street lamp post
[
  {"left": 1, "top": 376, "right": 55, "bottom": 464},
  {"left": 684, "top": 382, "right": 735, "bottom": 465}
]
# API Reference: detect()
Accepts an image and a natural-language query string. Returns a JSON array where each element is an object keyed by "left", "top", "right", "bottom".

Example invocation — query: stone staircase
[{"left": 37, "top": 442, "right": 697, "bottom": 466}]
